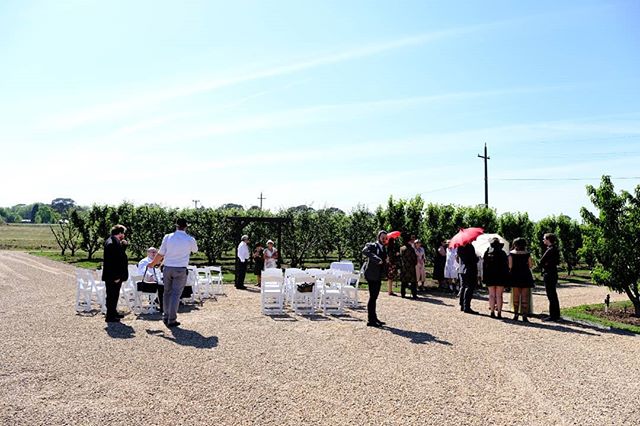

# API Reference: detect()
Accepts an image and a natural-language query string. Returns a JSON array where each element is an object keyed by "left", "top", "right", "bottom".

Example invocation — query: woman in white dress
[
  {"left": 263, "top": 239, "right": 279, "bottom": 269},
  {"left": 444, "top": 245, "right": 459, "bottom": 293}
]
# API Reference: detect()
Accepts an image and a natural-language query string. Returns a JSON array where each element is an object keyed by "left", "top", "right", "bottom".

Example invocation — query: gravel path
[{"left": 0, "top": 251, "right": 638, "bottom": 425}]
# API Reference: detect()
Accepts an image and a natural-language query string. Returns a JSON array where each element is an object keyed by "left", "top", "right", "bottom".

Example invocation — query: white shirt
[
  {"left": 237, "top": 241, "right": 250, "bottom": 262},
  {"left": 158, "top": 230, "right": 198, "bottom": 267}
]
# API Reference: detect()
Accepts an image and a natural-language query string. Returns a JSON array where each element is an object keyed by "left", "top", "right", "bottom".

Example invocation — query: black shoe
[
  {"left": 412, "top": 295, "right": 418, "bottom": 300},
  {"left": 542, "top": 316, "right": 559, "bottom": 322},
  {"left": 464, "top": 309, "right": 479, "bottom": 315},
  {"left": 490, "top": 311, "right": 495, "bottom": 318},
  {"left": 376, "top": 320, "right": 386, "bottom": 326},
  {"left": 513, "top": 314, "right": 519, "bottom": 321},
  {"left": 522, "top": 316, "right": 529, "bottom": 323},
  {"left": 236, "top": 285, "right": 247, "bottom": 290},
  {"left": 115, "top": 313, "right": 125, "bottom": 319},
  {"left": 166, "top": 321, "right": 181, "bottom": 327},
  {"left": 497, "top": 312, "right": 502, "bottom": 319},
  {"left": 105, "top": 317, "right": 120, "bottom": 323},
  {"left": 367, "top": 322, "right": 382, "bottom": 328}
]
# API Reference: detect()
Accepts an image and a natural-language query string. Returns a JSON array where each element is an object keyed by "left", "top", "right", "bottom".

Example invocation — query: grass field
[{"left": 0, "top": 223, "right": 59, "bottom": 250}]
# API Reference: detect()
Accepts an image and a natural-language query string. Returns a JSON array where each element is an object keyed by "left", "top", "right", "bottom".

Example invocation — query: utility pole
[
  {"left": 257, "top": 192, "right": 266, "bottom": 210},
  {"left": 192, "top": 199, "right": 200, "bottom": 209},
  {"left": 477, "top": 143, "right": 490, "bottom": 208}
]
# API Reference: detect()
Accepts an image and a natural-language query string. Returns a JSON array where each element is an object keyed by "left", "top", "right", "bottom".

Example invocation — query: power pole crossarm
[
  {"left": 258, "top": 192, "right": 266, "bottom": 210},
  {"left": 477, "top": 143, "right": 490, "bottom": 208}
]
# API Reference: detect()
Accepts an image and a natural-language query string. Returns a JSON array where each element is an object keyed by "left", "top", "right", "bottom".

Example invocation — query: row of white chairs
[
  {"left": 261, "top": 268, "right": 361, "bottom": 316},
  {"left": 75, "top": 265, "right": 224, "bottom": 315}
]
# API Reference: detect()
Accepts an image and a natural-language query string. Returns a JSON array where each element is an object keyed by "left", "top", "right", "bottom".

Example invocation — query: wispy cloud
[{"left": 40, "top": 23, "right": 497, "bottom": 131}]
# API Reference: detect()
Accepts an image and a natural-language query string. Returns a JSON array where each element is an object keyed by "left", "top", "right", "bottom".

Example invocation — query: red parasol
[
  {"left": 387, "top": 231, "right": 401, "bottom": 239},
  {"left": 448, "top": 227, "right": 484, "bottom": 248}
]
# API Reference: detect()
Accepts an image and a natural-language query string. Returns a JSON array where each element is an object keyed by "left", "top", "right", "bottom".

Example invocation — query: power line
[{"left": 494, "top": 177, "right": 640, "bottom": 182}]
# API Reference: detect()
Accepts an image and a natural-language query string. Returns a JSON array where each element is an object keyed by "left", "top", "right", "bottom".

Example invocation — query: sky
[{"left": 1, "top": 0, "right": 639, "bottom": 220}]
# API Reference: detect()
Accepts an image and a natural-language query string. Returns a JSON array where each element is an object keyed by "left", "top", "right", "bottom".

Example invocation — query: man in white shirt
[
  {"left": 235, "top": 234, "right": 250, "bottom": 290},
  {"left": 148, "top": 218, "right": 198, "bottom": 327}
]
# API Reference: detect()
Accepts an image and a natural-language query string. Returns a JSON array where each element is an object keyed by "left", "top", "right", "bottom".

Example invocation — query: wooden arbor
[{"left": 227, "top": 216, "right": 292, "bottom": 262}]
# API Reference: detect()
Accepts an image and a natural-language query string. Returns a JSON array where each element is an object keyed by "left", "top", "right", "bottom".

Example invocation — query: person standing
[
  {"left": 147, "top": 218, "right": 198, "bottom": 327},
  {"left": 400, "top": 235, "right": 418, "bottom": 299},
  {"left": 482, "top": 238, "right": 509, "bottom": 318},
  {"left": 263, "top": 239, "right": 279, "bottom": 269},
  {"left": 540, "top": 233, "right": 561, "bottom": 321},
  {"left": 362, "top": 230, "right": 388, "bottom": 327},
  {"left": 235, "top": 235, "right": 250, "bottom": 289},
  {"left": 458, "top": 243, "right": 479, "bottom": 314},
  {"left": 508, "top": 238, "right": 535, "bottom": 322},
  {"left": 386, "top": 237, "right": 399, "bottom": 295},
  {"left": 102, "top": 225, "right": 129, "bottom": 323},
  {"left": 253, "top": 242, "right": 264, "bottom": 287},
  {"left": 414, "top": 239, "right": 427, "bottom": 292},
  {"left": 433, "top": 240, "right": 447, "bottom": 290}
]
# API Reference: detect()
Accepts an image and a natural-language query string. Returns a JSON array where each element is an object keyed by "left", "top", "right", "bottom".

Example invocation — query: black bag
[
  {"left": 136, "top": 267, "right": 159, "bottom": 293},
  {"left": 296, "top": 282, "right": 314, "bottom": 293}
]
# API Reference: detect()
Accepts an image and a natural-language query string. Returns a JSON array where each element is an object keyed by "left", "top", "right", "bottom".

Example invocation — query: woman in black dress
[
  {"left": 482, "top": 238, "right": 509, "bottom": 318},
  {"left": 509, "top": 238, "right": 534, "bottom": 322},
  {"left": 433, "top": 240, "right": 447, "bottom": 289},
  {"left": 253, "top": 242, "right": 264, "bottom": 287}
]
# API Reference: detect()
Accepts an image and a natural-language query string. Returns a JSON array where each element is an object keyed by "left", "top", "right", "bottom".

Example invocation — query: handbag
[
  {"left": 136, "top": 267, "right": 159, "bottom": 293},
  {"left": 296, "top": 282, "right": 314, "bottom": 293}
]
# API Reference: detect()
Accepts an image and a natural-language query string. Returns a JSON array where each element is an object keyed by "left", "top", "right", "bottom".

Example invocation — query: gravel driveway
[{"left": 0, "top": 251, "right": 638, "bottom": 425}]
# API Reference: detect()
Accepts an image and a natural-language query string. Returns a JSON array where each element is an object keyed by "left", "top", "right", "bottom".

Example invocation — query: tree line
[{"left": 45, "top": 176, "right": 640, "bottom": 315}]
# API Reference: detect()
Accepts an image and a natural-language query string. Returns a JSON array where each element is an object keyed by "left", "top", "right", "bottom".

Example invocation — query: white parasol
[{"left": 472, "top": 233, "right": 510, "bottom": 258}]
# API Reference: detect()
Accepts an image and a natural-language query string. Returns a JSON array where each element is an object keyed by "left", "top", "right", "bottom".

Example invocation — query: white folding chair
[
  {"left": 206, "top": 266, "right": 224, "bottom": 295},
  {"left": 195, "top": 267, "right": 212, "bottom": 299},
  {"left": 75, "top": 269, "right": 92, "bottom": 312},
  {"left": 321, "top": 275, "right": 344, "bottom": 315},
  {"left": 82, "top": 269, "right": 107, "bottom": 313},
  {"left": 340, "top": 272, "right": 361, "bottom": 308},
  {"left": 261, "top": 269, "right": 285, "bottom": 314},
  {"left": 181, "top": 266, "right": 198, "bottom": 304},
  {"left": 290, "top": 272, "right": 316, "bottom": 315}
]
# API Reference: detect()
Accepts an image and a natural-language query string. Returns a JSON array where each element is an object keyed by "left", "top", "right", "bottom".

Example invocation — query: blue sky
[{"left": 1, "top": 0, "right": 639, "bottom": 219}]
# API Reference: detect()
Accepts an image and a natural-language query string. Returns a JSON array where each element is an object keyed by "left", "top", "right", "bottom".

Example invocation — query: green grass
[
  {"left": 0, "top": 223, "right": 59, "bottom": 250},
  {"left": 562, "top": 300, "right": 640, "bottom": 334}
]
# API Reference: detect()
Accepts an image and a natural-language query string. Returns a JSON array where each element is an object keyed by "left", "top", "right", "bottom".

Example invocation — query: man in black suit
[
  {"left": 362, "top": 230, "right": 388, "bottom": 327},
  {"left": 540, "top": 233, "right": 561, "bottom": 321},
  {"left": 101, "top": 225, "right": 129, "bottom": 323}
]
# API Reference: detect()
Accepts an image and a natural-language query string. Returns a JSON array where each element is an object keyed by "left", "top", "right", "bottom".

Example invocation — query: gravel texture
[{"left": 0, "top": 251, "right": 639, "bottom": 425}]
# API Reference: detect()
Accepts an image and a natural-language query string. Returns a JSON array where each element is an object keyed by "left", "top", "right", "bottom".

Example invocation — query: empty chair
[
  {"left": 321, "top": 275, "right": 344, "bottom": 315},
  {"left": 340, "top": 272, "right": 361, "bottom": 308},
  {"left": 261, "top": 269, "right": 285, "bottom": 314},
  {"left": 84, "top": 269, "right": 107, "bottom": 313},
  {"left": 206, "top": 266, "right": 224, "bottom": 295},
  {"left": 194, "top": 267, "right": 212, "bottom": 299},
  {"left": 74, "top": 269, "right": 92, "bottom": 313}
]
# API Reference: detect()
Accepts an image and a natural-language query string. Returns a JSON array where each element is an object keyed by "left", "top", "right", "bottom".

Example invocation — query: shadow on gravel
[
  {"left": 383, "top": 326, "right": 452, "bottom": 346},
  {"left": 333, "top": 313, "right": 363, "bottom": 322},
  {"left": 508, "top": 319, "right": 599, "bottom": 336},
  {"left": 411, "top": 296, "right": 451, "bottom": 306},
  {"left": 268, "top": 314, "right": 298, "bottom": 322},
  {"left": 105, "top": 323, "right": 135, "bottom": 339},
  {"left": 146, "top": 328, "right": 218, "bottom": 349}
]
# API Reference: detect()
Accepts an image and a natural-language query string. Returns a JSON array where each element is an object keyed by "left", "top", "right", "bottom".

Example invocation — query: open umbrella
[
  {"left": 448, "top": 227, "right": 484, "bottom": 248},
  {"left": 472, "top": 233, "right": 509, "bottom": 257},
  {"left": 387, "top": 231, "right": 401, "bottom": 239}
]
